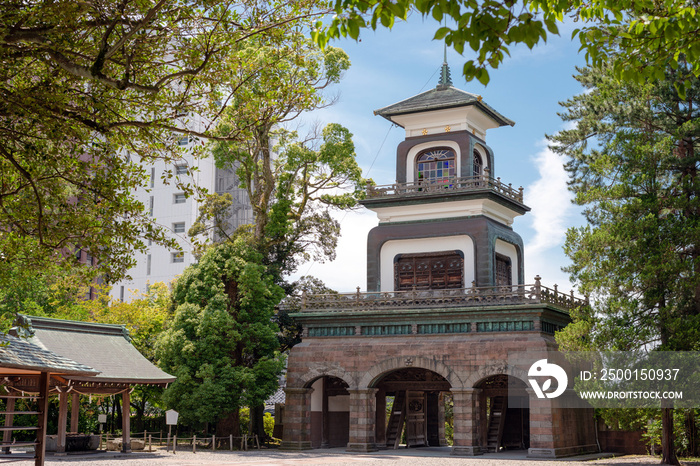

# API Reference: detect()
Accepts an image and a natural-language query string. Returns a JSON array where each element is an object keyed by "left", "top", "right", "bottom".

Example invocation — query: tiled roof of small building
[
  {"left": 374, "top": 85, "right": 515, "bottom": 128},
  {"left": 0, "top": 334, "right": 98, "bottom": 376},
  {"left": 16, "top": 315, "right": 175, "bottom": 385}
]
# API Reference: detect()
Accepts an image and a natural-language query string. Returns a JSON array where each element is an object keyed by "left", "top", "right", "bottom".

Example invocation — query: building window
[
  {"left": 394, "top": 251, "right": 463, "bottom": 291},
  {"left": 120, "top": 286, "right": 125, "bottom": 302},
  {"left": 172, "top": 252, "right": 184, "bottom": 263},
  {"left": 150, "top": 167, "right": 155, "bottom": 188},
  {"left": 175, "top": 164, "right": 188, "bottom": 176},
  {"left": 173, "top": 222, "right": 186, "bottom": 233},
  {"left": 147, "top": 254, "right": 152, "bottom": 275},
  {"left": 473, "top": 150, "right": 483, "bottom": 177},
  {"left": 495, "top": 254, "right": 512, "bottom": 286},
  {"left": 416, "top": 148, "right": 456, "bottom": 184},
  {"left": 174, "top": 193, "right": 186, "bottom": 204},
  {"left": 177, "top": 136, "right": 189, "bottom": 146},
  {"left": 149, "top": 196, "right": 154, "bottom": 215}
]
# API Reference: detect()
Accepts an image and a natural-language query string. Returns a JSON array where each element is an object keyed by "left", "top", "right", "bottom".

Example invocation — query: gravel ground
[{"left": 12, "top": 448, "right": 695, "bottom": 466}]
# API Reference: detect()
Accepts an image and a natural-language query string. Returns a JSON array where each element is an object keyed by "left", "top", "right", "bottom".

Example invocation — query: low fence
[{"left": 100, "top": 431, "right": 262, "bottom": 453}]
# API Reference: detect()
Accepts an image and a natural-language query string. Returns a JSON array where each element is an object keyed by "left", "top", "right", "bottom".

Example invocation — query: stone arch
[
  {"left": 299, "top": 367, "right": 355, "bottom": 390},
  {"left": 464, "top": 362, "right": 530, "bottom": 388},
  {"left": 359, "top": 356, "right": 463, "bottom": 389}
]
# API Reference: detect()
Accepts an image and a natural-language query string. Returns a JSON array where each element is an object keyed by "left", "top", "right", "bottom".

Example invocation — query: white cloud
[
  {"left": 287, "top": 209, "right": 378, "bottom": 292},
  {"left": 524, "top": 141, "right": 572, "bottom": 255},
  {"left": 521, "top": 140, "right": 578, "bottom": 289}
]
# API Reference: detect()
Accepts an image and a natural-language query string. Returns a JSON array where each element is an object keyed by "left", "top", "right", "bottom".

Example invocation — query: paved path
[{"left": 29, "top": 448, "right": 692, "bottom": 466}]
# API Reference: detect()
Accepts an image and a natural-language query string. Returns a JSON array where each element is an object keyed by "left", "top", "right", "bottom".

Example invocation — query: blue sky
[{"left": 291, "top": 15, "right": 588, "bottom": 294}]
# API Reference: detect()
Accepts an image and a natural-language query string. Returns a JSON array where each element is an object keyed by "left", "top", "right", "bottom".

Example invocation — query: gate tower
[{"left": 281, "top": 63, "right": 597, "bottom": 458}]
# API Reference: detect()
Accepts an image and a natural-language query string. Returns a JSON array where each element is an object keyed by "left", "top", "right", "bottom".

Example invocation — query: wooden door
[{"left": 405, "top": 391, "right": 427, "bottom": 447}]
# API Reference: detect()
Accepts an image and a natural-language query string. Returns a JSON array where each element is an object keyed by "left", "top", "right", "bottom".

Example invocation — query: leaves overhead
[{"left": 314, "top": 0, "right": 700, "bottom": 88}]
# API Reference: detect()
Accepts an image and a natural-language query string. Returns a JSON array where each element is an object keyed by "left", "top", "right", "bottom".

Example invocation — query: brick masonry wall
[{"left": 284, "top": 330, "right": 597, "bottom": 456}]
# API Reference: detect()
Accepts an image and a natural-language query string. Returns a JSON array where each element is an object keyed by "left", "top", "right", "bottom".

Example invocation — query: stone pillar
[
  {"left": 438, "top": 392, "right": 448, "bottom": 446},
  {"left": 527, "top": 392, "right": 555, "bottom": 457},
  {"left": 57, "top": 391, "right": 68, "bottom": 453},
  {"left": 451, "top": 388, "right": 482, "bottom": 456},
  {"left": 375, "top": 389, "right": 386, "bottom": 448},
  {"left": 280, "top": 387, "right": 313, "bottom": 450},
  {"left": 346, "top": 388, "right": 378, "bottom": 452},
  {"left": 121, "top": 391, "right": 131, "bottom": 453},
  {"left": 70, "top": 393, "right": 80, "bottom": 433}
]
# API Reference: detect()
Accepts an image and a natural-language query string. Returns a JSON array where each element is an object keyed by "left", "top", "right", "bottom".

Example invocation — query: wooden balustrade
[
  {"left": 281, "top": 277, "right": 585, "bottom": 313},
  {"left": 365, "top": 175, "right": 524, "bottom": 204}
]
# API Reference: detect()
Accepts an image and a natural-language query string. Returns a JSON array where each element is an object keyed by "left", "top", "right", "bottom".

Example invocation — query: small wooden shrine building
[
  {"left": 281, "top": 64, "right": 597, "bottom": 458},
  {"left": 0, "top": 334, "right": 98, "bottom": 465},
  {"left": 5, "top": 315, "right": 175, "bottom": 455}
]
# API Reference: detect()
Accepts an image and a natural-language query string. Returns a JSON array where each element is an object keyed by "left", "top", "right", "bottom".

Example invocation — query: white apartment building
[{"left": 109, "top": 138, "right": 253, "bottom": 303}]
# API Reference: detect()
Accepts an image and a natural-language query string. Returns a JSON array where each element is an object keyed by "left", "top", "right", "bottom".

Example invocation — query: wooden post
[
  {"left": 148, "top": 434, "right": 152, "bottom": 452},
  {"left": 35, "top": 371, "right": 50, "bottom": 466},
  {"left": 70, "top": 393, "right": 80, "bottom": 433},
  {"left": 173, "top": 435, "right": 176, "bottom": 454},
  {"left": 321, "top": 376, "right": 329, "bottom": 448},
  {"left": 166, "top": 432, "right": 170, "bottom": 452},
  {"left": 212, "top": 434, "right": 215, "bottom": 451},
  {"left": 57, "top": 392, "right": 68, "bottom": 453},
  {"left": 121, "top": 391, "right": 131, "bottom": 453},
  {"left": 3, "top": 397, "right": 15, "bottom": 454},
  {"left": 229, "top": 434, "right": 233, "bottom": 451},
  {"left": 192, "top": 434, "right": 196, "bottom": 453}
]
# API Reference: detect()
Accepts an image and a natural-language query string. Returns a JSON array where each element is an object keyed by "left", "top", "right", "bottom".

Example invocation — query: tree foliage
[
  {"left": 315, "top": 0, "right": 700, "bottom": 89},
  {"left": 551, "top": 62, "right": 700, "bottom": 464},
  {"left": 206, "top": 34, "right": 364, "bottom": 276},
  {"left": 155, "top": 236, "right": 285, "bottom": 435},
  {"left": 0, "top": 0, "right": 331, "bottom": 285}
]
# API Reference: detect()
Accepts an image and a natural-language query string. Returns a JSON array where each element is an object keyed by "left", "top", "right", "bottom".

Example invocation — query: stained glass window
[{"left": 416, "top": 148, "right": 456, "bottom": 184}]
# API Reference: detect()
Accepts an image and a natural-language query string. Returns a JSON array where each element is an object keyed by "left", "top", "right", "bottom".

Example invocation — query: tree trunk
[
  {"left": 250, "top": 404, "right": 266, "bottom": 443},
  {"left": 115, "top": 395, "right": 122, "bottom": 434},
  {"left": 216, "top": 410, "right": 240, "bottom": 438},
  {"left": 661, "top": 407, "right": 680, "bottom": 465}
]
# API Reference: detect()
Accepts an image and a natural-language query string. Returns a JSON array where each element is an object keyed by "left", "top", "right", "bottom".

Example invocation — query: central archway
[{"left": 372, "top": 368, "right": 451, "bottom": 449}]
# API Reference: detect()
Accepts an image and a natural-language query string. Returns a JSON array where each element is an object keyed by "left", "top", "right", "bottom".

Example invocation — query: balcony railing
[
  {"left": 281, "top": 276, "right": 585, "bottom": 313},
  {"left": 365, "top": 173, "right": 525, "bottom": 204}
]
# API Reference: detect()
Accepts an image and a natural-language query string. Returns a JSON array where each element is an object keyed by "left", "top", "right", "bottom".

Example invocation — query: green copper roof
[{"left": 374, "top": 82, "right": 515, "bottom": 128}]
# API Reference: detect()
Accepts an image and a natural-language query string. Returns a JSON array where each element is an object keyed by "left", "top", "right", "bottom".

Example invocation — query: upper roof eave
[{"left": 373, "top": 86, "right": 515, "bottom": 128}]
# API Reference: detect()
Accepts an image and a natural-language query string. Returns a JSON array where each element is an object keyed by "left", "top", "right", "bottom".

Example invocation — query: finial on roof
[{"left": 437, "top": 43, "right": 452, "bottom": 90}]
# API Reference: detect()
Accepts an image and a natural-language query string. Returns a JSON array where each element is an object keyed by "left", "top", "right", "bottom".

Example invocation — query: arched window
[
  {"left": 473, "top": 150, "right": 483, "bottom": 177},
  {"left": 416, "top": 148, "right": 456, "bottom": 184}
]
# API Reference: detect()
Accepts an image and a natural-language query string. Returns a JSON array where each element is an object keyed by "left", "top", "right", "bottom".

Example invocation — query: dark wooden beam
[
  {"left": 35, "top": 372, "right": 49, "bottom": 466},
  {"left": 377, "top": 382, "right": 451, "bottom": 392}
]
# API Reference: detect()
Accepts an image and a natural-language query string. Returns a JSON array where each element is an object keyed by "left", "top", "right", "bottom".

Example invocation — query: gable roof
[
  {"left": 374, "top": 85, "right": 515, "bottom": 128},
  {"left": 0, "top": 334, "right": 98, "bottom": 376},
  {"left": 16, "top": 315, "right": 175, "bottom": 385}
]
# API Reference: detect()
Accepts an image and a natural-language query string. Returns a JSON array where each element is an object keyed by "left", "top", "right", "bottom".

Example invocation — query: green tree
[
  {"left": 155, "top": 236, "right": 285, "bottom": 437},
  {"left": 0, "top": 0, "right": 333, "bottom": 289},
  {"left": 550, "top": 62, "right": 700, "bottom": 465},
  {"left": 184, "top": 32, "right": 363, "bottom": 440},
  {"left": 315, "top": 0, "right": 700, "bottom": 90}
]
